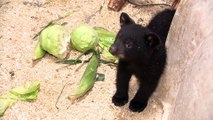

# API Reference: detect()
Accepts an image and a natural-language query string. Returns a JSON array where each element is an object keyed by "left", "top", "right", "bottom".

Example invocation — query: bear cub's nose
[{"left": 109, "top": 45, "right": 117, "bottom": 55}]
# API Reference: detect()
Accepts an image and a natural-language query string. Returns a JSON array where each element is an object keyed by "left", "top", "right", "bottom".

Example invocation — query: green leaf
[
  {"left": 0, "top": 80, "right": 40, "bottom": 117},
  {"left": 7, "top": 90, "right": 39, "bottom": 101},
  {"left": 94, "top": 27, "right": 118, "bottom": 62},
  {"left": 9, "top": 80, "right": 40, "bottom": 96},
  {"left": 33, "top": 40, "right": 46, "bottom": 60},
  {"left": 70, "top": 51, "right": 99, "bottom": 99},
  {"left": 0, "top": 98, "right": 15, "bottom": 117}
]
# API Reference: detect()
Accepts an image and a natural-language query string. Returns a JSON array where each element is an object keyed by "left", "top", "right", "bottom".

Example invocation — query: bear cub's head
[{"left": 109, "top": 13, "right": 162, "bottom": 63}]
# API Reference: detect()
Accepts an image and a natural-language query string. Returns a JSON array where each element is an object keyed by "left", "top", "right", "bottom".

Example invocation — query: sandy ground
[{"left": 0, "top": 0, "right": 173, "bottom": 119}]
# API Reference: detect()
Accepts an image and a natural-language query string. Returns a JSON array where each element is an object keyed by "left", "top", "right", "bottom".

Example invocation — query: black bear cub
[{"left": 109, "top": 9, "right": 175, "bottom": 112}]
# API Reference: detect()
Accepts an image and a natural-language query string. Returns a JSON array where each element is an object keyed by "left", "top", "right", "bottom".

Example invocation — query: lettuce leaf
[{"left": 0, "top": 80, "right": 40, "bottom": 117}]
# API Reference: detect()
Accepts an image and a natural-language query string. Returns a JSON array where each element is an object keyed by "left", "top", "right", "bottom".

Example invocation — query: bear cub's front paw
[
  {"left": 112, "top": 94, "right": 128, "bottom": 106},
  {"left": 129, "top": 99, "right": 147, "bottom": 112}
]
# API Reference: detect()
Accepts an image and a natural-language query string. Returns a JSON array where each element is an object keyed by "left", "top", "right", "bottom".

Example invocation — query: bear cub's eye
[{"left": 125, "top": 41, "right": 133, "bottom": 48}]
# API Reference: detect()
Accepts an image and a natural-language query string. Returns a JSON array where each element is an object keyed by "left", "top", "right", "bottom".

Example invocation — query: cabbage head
[
  {"left": 70, "top": 24, "right": 98, "bottom": 53},
  {"left": 39, "top": 24, "right": 70, "bottom": 59}
]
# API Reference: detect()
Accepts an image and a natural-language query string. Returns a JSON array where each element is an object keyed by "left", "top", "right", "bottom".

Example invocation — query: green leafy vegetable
[
  {"left": 100, "top": 49, "right": 118, "bottom": 62},
  {"left": 0, "top": 80, "right": 40, "bottom": 117},
  {"left": 94, "top": 27, "right": 118, "bottom": 62},
  {"left": 8, "top": 80, "right": 40, "bottom": 100},
  {"left": 94, "top": 27, "right": 116, "bottom": 48},
  {"left": 33, "top": 40, "right": 46, "bottom": 60},
  {"left": 33, "top": 24, "right": 70, "bottom": 60},
  {"left": 0, "top": 98, "right": 15, "bottom": 117},
  {"left": 70, "top": 24, "right": 98, "bottom": 53},
  {"left": 40, "top": 24, "right": 70, "bottom": 59},
  {"left": 69, "top": 51, "right": 99, "bottom": 100}
]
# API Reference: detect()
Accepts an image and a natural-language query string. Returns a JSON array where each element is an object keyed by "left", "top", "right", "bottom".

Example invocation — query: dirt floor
[{"left": 0, "top": 0, "right": 173, "bottom": 119}]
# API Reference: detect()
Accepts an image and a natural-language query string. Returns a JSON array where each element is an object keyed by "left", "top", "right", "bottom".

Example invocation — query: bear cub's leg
[
  {"left": 112, "top": 60, "right": 132, "bottom": 106},
  {"left": 129, "top": 84, "right": 148, "bottom": 112},
  {"left": 129, "top": 77, "right": 159, "bottom": 112}
]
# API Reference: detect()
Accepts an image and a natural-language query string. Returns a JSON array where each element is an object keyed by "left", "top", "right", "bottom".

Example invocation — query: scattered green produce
[
  {"left": 94, "top": 27, "right": 118, "bottom": 62},
  {"left": 57, "top": 26, "right": 118, "bottom": 101},
  {"left": 32, "top": 23, "right": 117, "bottom": 102},
  {"left": 70, "top": 24, "right": 98, "bottom": 53},
  {"left": 0, "top": 80, "right": 40, "bottom": 117},
  {"left": 69, "top": 51, "right": 99, "bottom": 100},
  {"left": 33, "top": 24, "right": 70, "bottom": 60}
]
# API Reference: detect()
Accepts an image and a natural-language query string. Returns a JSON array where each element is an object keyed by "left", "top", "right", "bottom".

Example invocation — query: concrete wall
[{"left": 159, "top": 0, "right": 213, "bottom": 119}]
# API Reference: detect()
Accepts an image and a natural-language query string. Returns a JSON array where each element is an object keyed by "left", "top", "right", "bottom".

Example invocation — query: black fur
[
  {"left": 109, "top": 9, "right": 175, "bottom": 112},
  {"left": 147, "top": 9, "right": 175, "bottom": 44}
]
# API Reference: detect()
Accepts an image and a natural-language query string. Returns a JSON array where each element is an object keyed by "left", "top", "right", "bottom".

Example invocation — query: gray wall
[{"left": 159, "top": 0, "right": 213, "bottom": 119}]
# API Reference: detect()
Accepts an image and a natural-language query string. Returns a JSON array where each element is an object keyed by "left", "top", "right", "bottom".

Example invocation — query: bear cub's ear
[
  {"left": 120, "top": 12, "right": 135, "bottom": 27},
  {"left": 144, "top": 33, "right": 161, "bottom": 49}
]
